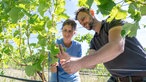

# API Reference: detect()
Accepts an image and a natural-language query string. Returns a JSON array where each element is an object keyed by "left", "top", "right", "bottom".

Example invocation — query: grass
[{"left": 0, "top": 68, "right": 110, "bottom": 82}]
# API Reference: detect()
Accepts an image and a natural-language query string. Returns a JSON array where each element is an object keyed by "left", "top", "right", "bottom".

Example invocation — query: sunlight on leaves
[
  {"left": 107, "top": 5, "right": 127, "bottom": 22},
  {"left": 13, "top": 38, "right": 20, "bottom": 46},
  {"left": 115, "top": 9, "right": 127, "bottom": 20},
  {"left": 49, "top": 27, "right": 58, "bottom": 34},
  {"left": 78, "top": 0, "right": 88, "bottom": 7},
  {"left": 107, "top": 6, "right": 118, "bottom": 22}
]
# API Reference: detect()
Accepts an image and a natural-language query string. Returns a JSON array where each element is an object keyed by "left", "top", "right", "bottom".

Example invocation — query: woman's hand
[
  {"left": 50, "top": 62, "right": 58, "bottom": 73},
  {"left": 57, "top": 44, "right": 70, "bottom": 61}
]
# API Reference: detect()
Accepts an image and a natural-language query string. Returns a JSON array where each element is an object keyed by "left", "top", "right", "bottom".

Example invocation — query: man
[{"left": 58, "top": 7, "right": 146, "bottom": 82}]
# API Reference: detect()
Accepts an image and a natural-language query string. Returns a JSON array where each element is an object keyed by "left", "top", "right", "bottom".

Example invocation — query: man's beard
[
  {"left": 89, "top": 22, "right": 93, "bottom": 30},
  {"left": 88, "top": 18, "right": 95, "bottom": 30}
]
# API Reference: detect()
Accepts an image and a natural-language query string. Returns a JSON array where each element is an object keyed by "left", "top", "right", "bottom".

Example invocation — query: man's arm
[
  {"left": 78, "top": 26, "right": 125, "bottom": 68},
  {"left": 61, "top": 26, "right": 125, "bottom": 74},
  {"left": 85, "top": 49, "right": 97, "bottom": 69}
]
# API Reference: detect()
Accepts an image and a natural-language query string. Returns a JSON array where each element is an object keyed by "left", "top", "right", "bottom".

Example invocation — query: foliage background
[{"left": 0, "top": 0, "right": 146, "bottom": 81}]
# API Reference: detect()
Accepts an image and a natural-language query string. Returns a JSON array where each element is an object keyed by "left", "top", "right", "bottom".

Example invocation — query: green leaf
[
  {"left": 2, "top": 47, "right": 11, "bottom": 54},
  {"left": 59, "top": 13, "right": 69, "bottom": 20},
  {"left": 128, "top": 3, "right": 136, "bottom": 14},
  {"left": 38, "top": 0, "right": 50, "bottom": 17},
  {"left": 96, "top": 0, "right": 110, "bottom": 5},
  {"left": 121, "top": 30, "right": 126, "bottom": 37},
  {"left": 48, "top": 53, "right": 58, "bottom": 65},
  {"left": 140, "top": 5, "right": 146, "bottom": 16},
  {"left": 29, "top": 43, "right": 37, "bottom": 47},
  {"left": 40, "top": 54, "right": 47, "bottom": 61},
  {"left": 122, "top": 22, "right": 139, "bottom": 37},
  {"left": 22, "top": 8, "right": 31, "bottom": 17},
  {"left": 13, "top": 30, "right": 20, "bottom": 37},
  {"left": 0, "top": 26, "right": 2, "bottom": 33},
  {"left": 28, "top": 14, "right": 38, "bottom": 24},
  {"left": 48, "top": 44, "right": 59, "bottom": 65},
  {"left": 33, "top": 62, "right": 42, "bottom": 71},
  {"left": 133, "top": 11, "right": 141, "bottom": 22},
  {"left": 38, "top": 3, "right": 46, "bottom": 16},
  {"left": 97, "top": 0, "right": 116, "bottom": 15},
  {"left": 78, "top": 0, "right": 88, "bottom": 7},
  {"left": 108, "top": 5, "right": 127, "bottom": 22},
  {"left": 9, "top": 7, "right": 24, "bottom": 23},
  {"left": 47, "top": 19, "right": 53, "bottom": 29},
  {"left": 115, "top": 9, "right": 127, "bottom": 20},
  {"left": 18, "top": 0, "right": 31, "bottom": 4},
  {"left": 86, "top": 0, "right": 94, "bottom": 9},
  {"left": 0, "top": 53, "right": 2, "bottom": 58},
  {"left": 122, "top": 23, "right": 132, "bottom": 37},
  {"left": 107, "top": 6, "right": 118, "bottom": 22},
  {"left": 128, "top": 22, "right": 139, "bottom": 37},
  {"left": 37, "top": 35, "right": 47, "bottom": 47},
  {"left": 25, "top": 65, "right": 35, "bottom": 76},
  {"left": 128, "top": 3, "right": 141, "bottom": 21}
]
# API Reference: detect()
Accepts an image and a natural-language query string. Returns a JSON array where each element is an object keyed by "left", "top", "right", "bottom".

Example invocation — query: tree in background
[{"left": 0, "top": 0, "right": 69, "bottom": 81}]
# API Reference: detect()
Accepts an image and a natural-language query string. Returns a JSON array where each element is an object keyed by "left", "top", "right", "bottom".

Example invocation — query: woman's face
[{"left": 62, "top": 25, "right": 75, "bottom": 42}]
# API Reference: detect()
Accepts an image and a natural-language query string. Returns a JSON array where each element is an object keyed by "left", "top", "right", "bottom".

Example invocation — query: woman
[{"left": 50, "top": 19, "right": 83, "bottom": 82}]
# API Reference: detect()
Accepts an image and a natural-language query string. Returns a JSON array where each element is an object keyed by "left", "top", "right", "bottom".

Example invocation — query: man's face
[{"left": 77, "top": 12, "right": 94, "bottom": 30}]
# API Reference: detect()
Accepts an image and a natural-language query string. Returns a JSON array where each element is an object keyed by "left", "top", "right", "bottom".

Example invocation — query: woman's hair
[
  {"left": 75, "top": 7, "right": 90, "bottom": 20},
  {"left": 62, "top": 19, "right": 77, "bottom": 30}
]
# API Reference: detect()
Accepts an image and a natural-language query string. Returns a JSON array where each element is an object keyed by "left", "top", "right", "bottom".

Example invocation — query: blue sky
[{"left": 56, "top": 0, "right": 146, "bottom": 55}]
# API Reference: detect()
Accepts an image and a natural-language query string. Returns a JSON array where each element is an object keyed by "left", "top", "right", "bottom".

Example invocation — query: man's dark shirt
[{"left": 90, "top": 19, "right": 146, "bottom": 77}]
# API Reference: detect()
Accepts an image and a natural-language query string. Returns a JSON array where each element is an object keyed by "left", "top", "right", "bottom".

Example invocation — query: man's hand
[
  {"left": 61, "top": 60, "right": 81, "bottom": 74},
  {"left": 57, "top": 44, "right": 81, "bottom": 74}
]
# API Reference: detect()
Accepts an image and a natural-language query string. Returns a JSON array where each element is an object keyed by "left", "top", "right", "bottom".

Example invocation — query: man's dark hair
[
  {"left": 62, "top": 19, "right": 77, "bottom": 30},
  {"left": 75, "top": 7, "right": 90, "bottom": 20}
]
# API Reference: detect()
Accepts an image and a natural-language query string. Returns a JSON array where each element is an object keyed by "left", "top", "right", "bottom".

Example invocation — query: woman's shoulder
[{"left": 72, "top": 40, "right": 81, "bottom": 46}]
